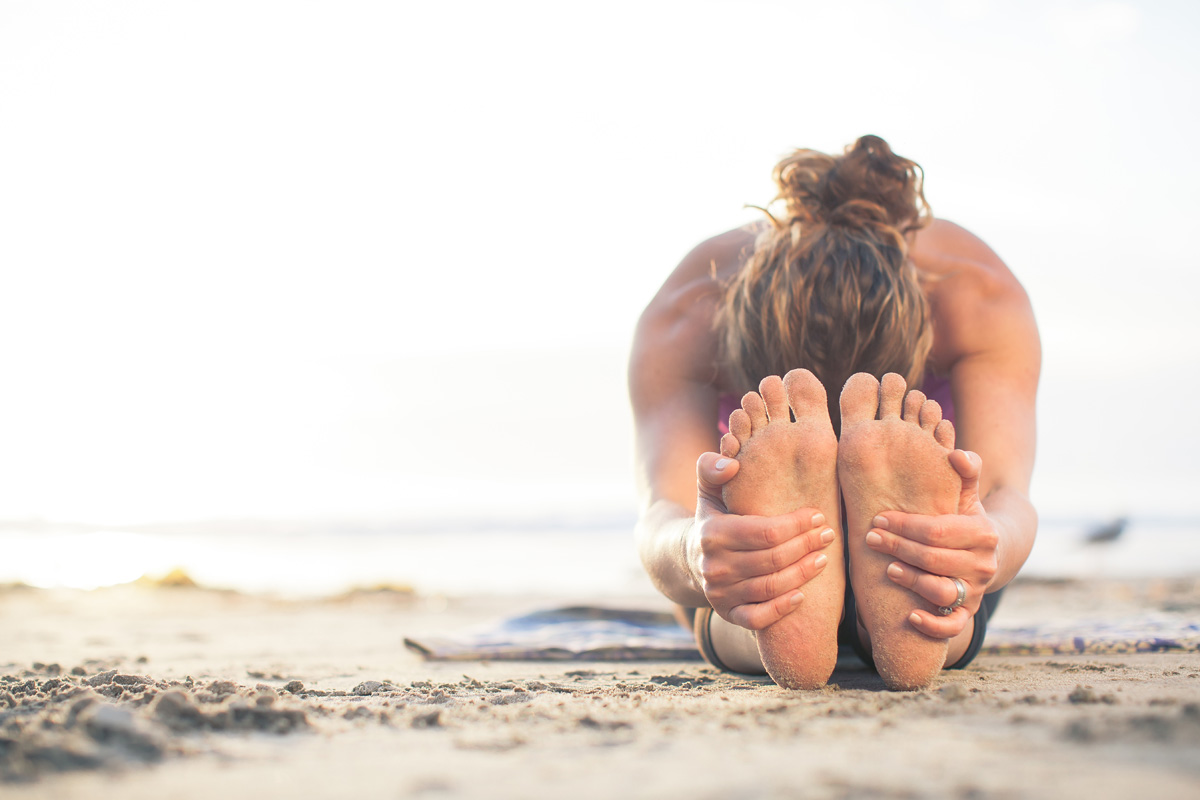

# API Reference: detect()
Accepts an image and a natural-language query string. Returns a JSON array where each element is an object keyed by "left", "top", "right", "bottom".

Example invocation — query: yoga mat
[{"left": 404, "top": 606, "right": 1200, "bottom": 662}]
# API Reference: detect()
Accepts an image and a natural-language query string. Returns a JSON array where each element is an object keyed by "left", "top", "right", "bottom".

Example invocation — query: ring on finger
[{"left": 937, "top": 577, "right": 967, "bottom": 616}]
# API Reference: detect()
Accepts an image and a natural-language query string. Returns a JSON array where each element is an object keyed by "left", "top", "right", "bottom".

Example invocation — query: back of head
[{"left": 718, "top": 135, "right": 933, "bottom": 426}]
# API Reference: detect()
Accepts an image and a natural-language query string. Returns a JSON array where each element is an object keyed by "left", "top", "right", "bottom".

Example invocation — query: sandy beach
[{"left": 2, "top": 577, "right": 1198, "bottom": 799}]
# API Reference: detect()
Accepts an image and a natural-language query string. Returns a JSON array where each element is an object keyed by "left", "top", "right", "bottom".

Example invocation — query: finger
[
  {"left": 885, "top": 562, "right": 964, "bottom": 608},
  {"left": 949, "top": 450, "right": 983, "bottom": 515},
  {"left": 907, "top": 606, "right": 971, "bottom": 639},
  {"left": 729, "top": 549, "right": 830, "bottom": 603},
  {"left": 870, "top": 512, "right": 983, "bottom": 550},
  {"left": 865, "top": 527, "right": 970, "bottom": 576},
  {"left": 696, "top": 452, "right": 740, "bottom": 514},
  {"left": 726, "top": 590, "right": 804, "bottom": 632},
  {"left": 728, "top": 507, "right": 829, "bottom": 551},
  {"left": 735, "top": 523, "right": 837, "bottom": 576}
]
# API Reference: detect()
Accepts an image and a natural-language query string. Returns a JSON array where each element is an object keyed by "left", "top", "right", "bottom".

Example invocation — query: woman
[{"left": 629, "top": 135, "right": 1039, "bottom": 690}]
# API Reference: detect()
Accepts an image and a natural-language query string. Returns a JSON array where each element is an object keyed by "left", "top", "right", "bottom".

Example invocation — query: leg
[
  {"left": 720, "top": 370, "right": 844, "bottom": 689},
  {"left": 693, "top": 607, "right": 768, "bottom": 675},
  {"left": 838, "top": 373, "right": 962, "bottom": 690}
]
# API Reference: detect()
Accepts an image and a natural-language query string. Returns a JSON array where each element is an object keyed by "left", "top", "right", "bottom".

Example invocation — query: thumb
[
  {"left": 696, "top": 451, "right": 738, "bottom": 513},
  {"left": 949, "top": 449, "right": 983, "bottom": 515}
]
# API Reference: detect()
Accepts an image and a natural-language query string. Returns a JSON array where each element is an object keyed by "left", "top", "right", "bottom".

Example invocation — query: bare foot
[
  {"left": 838, "top": 372, "right": 961, "bottom": 690},
  {"left": 721, "top": 369, "right": 844, "bottom": 689}
]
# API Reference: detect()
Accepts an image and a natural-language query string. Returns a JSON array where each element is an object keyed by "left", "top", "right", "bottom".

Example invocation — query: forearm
[
  {"left": 981, "top": 486, "right": 1038, "bottom": 590},
  {"left": 635, "top": 499, "right": 709, "bottom": 608}
]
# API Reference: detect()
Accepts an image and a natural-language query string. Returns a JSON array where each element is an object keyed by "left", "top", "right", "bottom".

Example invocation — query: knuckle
[
  {"left": 806, "top": 527, "right": 828, "bottom": 552},
  {"left": 923, "top": 551, "right": 945, "bottom": 574},
  {"left": 798, "top": 557, "right": 817, "bottom": 582},
  {"left": 769, "top": 545, "right": 789, "bottom": 572},
  {"left": 744, "top": 609, "right": 769, "bottom": 631}
]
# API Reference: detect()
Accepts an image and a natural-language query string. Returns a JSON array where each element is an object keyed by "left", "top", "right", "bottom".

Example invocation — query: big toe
[
  {"left": 840, "top": 373, "right": 881, "bottom": 427},
  {"left": 783, "top": 369, "right": 828, "bottom": 422}
]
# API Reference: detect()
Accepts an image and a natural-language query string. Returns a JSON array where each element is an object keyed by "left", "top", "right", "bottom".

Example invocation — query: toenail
[
  {"left": 820, "top": 528, "right": 835, "bottom": 544},
  {"left": 714, "top": 458, "right": 730, "bottom": 470},
  {"left": 865, "top": 531, "right": 882, "bottom": 547},
  {"left": 811, "top": 512, "right": 826, "bottom": 527},
  {"left": 872, "top": 515, "right": 888, "bottom": 530}
]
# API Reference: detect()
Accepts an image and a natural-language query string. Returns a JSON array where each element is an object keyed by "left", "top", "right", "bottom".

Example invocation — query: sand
[{"left": 2, "top": 578, "right": 1199, "bottom": 799}]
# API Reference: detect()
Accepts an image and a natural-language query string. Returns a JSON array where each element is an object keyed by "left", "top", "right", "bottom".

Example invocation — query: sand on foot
[
  {"left": 838, "top": 372, "right": 961, "bottom": 690},
  {"left": 721, "top": 369, "right": 844, "bottom": 689}
]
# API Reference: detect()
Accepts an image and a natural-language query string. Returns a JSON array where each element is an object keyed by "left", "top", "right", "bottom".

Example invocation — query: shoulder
[
  {"left": 913, "top": 219, "right": 1039, "bottom": 367},
  {"left": 630, "top": 225, "right": 759, "bottom": 397}
]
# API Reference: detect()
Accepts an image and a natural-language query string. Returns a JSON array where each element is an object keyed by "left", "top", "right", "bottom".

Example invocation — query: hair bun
[{"left": 772, "top": 135, "right": 929, "bottom": 233}]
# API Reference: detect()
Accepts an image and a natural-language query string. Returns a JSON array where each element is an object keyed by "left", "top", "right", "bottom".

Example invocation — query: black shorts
[{"left": 839, "top": 581, "right": 1003, "bottom": 670}]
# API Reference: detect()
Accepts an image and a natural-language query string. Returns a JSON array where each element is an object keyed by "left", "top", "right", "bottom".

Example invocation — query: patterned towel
[{"left": 404, "top": 606, "right": 1200, "bottom": 662}]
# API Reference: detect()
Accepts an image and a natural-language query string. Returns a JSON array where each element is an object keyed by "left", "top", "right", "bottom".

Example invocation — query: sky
[{"left": 1, "top": 0, "right": 1198, "bottom": 526}]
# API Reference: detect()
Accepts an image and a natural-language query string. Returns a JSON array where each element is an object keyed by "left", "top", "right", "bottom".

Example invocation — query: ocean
[{"left": 2, "top": 513, "right": 1197, "bottom": 598}]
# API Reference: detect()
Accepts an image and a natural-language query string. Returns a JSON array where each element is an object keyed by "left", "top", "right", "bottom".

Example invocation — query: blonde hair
[{"left": 717, "top": 135, "right": 933, "bottom": 425}]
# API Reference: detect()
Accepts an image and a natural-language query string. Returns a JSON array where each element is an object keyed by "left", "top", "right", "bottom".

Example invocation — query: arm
[{"left": 867, "top": 220, "right": 1041, "bottom": 637}]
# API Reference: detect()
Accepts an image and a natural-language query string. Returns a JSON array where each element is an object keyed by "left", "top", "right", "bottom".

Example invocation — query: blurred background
[{"left": 1, "top": 0, "right": 1197, "bottom": 595}]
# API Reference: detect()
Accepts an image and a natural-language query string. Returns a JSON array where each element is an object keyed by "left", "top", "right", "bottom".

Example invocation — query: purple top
[{"left": 717, "top": 373, "right": 955, "bottom": 435}]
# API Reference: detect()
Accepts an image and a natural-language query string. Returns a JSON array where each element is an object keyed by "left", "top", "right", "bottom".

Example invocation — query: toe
[
  {"left": 783, "top": 368, "right": 829, "bottom": 422},
  {"left": 878, "top": 373, "right": 907, "bottom": 418},
  {"left": 729, "top": 409, "right": 752, "bottom": 445},
  {"left": 741, "top": 391, "right": 769, "bottom": 434},
  {"left": 719, "top": 432, "right": 740, "bottom": 458},
  {"left": 839, "top": 372, "right": 880, "bottom": 428},
  {"left": 759, "top": 375, "right": 789, "bottom": 424},
  {"left": 934, "top": 418, "right": 956, "bottom": 449},
  {"left": 903, "top": 390, "right": 926, "bottom": 423},
  {"left": 918, "top": 399, "right": 943, "bottom": 432}
]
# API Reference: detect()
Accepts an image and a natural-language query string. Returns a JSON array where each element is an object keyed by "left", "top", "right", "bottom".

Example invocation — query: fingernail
[
  {"left": 886, "top": 562, "right": 903, "bottom": 579},
  {"left": 909, "top": 612, "right": 921, "bottom": 626},
  {"left": 820, "top": 527, "right": 835, "bottom": 544},
  {"left": 790, "top": 592, "right": 804, "bottom": 606},
  {"left": 811, "top": 512, "right": 825, "bottom": 527},
  {"left": 865, "top": 531, "right": 882, "bottom": 547},
  {"left": 872, "top": 515, "right": 888, "bottom": 530},
  {"left": 814, "top": 554, "right": 828, "bottom": 569},
  {"left": 714, "top": 458, "right": 730, "bottom": 470}
]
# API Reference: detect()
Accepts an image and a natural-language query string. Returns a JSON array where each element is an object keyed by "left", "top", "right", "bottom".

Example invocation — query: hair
[{"left": 717, "top": 134, "right": 934, "bottom": 425}]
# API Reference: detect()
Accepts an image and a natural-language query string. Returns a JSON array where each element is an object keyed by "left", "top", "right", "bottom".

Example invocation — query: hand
[
  {"left": 688, "top": 451, "right": 836, "bottom": 631},
  {"left": 866, "top": 450, "right": 999, "bottom": 639}
]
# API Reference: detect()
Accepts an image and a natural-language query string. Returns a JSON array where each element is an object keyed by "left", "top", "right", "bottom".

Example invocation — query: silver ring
[{"left": 937, "top": 578, "right": 967, "bottom": 616}]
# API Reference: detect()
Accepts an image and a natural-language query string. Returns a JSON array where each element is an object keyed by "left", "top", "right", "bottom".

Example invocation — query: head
[{"left": 717, "top": 134, "right": 933, "bottom": 426}]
